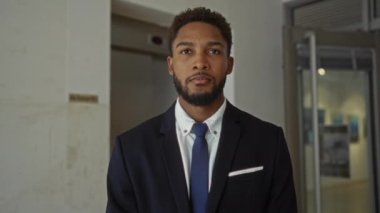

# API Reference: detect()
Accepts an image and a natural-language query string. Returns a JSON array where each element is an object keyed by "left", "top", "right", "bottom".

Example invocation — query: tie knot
[{"left": 192, "top": 123, "right": 208, "bottom": 137}]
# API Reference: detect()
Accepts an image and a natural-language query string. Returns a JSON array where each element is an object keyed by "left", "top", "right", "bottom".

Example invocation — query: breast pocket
[
  {"left": 228, "top": 167, "right": 264, "bottom": 183},
  {"left": 219, "top": 167, "right": 265, "bottom": 211},
  {"left": 228, "top": 166, "right": 264, "bottom": 179}
]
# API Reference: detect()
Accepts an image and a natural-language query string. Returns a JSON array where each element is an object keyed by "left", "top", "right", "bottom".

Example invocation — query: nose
[{"left": 193, "top": 52, "right": 209, "bottom": 71}]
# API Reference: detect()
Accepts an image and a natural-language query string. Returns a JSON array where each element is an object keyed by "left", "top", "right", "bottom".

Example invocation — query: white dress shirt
[{"left": 174, "top": 98, "right": 226, "bottom": 194}]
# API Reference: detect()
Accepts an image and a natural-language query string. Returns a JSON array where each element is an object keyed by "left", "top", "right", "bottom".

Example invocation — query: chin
[{"left": 189, "top": 90, "right": 211, "bottom": 96}]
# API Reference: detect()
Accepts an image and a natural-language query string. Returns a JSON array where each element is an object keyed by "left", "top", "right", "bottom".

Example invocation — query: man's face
[{"left": 167, "top": 22, "right": 234, "bottom": 106}]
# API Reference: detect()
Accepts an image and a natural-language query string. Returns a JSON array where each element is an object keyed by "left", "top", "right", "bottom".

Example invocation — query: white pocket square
[{"left": 228, "top": 166, "right": 264, "bottom": 177}]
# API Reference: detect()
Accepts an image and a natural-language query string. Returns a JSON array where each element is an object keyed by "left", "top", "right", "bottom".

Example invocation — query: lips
[{"left": 187, "top": 73, "right": 213, "bottom": 85}]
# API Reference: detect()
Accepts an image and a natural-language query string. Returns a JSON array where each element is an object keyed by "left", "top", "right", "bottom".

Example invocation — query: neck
[{"left": 178, "top": 95, "right": 225, "bottom": 123}]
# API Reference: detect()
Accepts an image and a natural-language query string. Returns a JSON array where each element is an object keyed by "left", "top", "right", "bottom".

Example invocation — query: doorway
[{"left": 284, "top": 27, "right": 380, "bottom": 213}]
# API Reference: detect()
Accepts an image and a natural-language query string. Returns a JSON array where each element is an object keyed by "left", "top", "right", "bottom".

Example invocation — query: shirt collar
[{"left": 175, "top": 98, "right": 227, "bottom": 137}]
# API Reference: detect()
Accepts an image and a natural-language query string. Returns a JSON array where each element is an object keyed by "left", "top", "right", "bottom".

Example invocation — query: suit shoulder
[{"left": 117, "top": 113, "right": 165, "bottom": 141}]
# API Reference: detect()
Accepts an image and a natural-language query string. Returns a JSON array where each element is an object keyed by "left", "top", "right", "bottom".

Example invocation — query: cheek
[
  {"left": 213, "top": 63, "right": 229, "bottom": 75},
  {"left": 172, "top": 61, "right": 184, "bottom": 72},
  {"left": 172, "top": 63, "right": 189, "bottom": 77},
  {"left": 172, "top": 70, "right": 187, "bottom": 83}
]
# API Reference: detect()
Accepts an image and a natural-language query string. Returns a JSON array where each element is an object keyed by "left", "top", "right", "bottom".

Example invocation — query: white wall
[
  {"left": 121, "top": 0, "right": 285, "bottom": 126},
  {"left": 0, "top": 0, "right": 109, "bottom": 212}
]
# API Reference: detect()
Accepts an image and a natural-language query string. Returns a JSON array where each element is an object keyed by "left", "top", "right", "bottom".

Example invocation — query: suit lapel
[
  {"left": 207, "top": 102, "right": 241, "bottom": 213},
  {"left": 159, "top": 105, "right": 191, "bottom": 213}
]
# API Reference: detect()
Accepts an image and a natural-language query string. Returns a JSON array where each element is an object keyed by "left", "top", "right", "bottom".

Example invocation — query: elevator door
[{"left": 110, "top": 15, "right": 176, "bottom": 146}]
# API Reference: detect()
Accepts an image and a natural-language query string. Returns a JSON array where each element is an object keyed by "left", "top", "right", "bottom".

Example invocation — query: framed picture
[
  {"left": 320, "top": 125, "right": 350, "bottom": 178},
  {"left": 347, "top": 114, "right": 359, "bottom": 143},
  {"left": 331, "top": 113, "right": 344, "bottom": 126},
  {"left": 303, "top": 108, "right": 325, "bottom": 144}
]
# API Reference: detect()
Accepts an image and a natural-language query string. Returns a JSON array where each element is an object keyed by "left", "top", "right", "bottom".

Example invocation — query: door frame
[{"left": 283, "top": 26, "right": 380, "bottom": 213}]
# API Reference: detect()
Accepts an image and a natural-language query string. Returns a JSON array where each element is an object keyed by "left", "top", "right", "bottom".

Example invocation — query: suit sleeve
[
  {"left": 106, "top": 137, "right": 139, "bottom": 213},
  {"left": 267, "top": 128, "right": 298, "bottom": 213}
]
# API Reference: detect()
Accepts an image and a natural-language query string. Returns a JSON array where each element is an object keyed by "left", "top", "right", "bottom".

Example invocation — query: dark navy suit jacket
[{"left": 106, "top": 102, "right": 297, "bottom": 213}]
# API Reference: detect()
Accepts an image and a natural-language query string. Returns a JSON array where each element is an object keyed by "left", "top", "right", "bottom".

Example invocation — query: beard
[{"left": 173, "top": 72, "right": 226, "bottom": 106}]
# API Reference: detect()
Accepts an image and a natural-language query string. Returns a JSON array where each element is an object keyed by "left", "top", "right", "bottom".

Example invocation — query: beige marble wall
[{"left": 0, "top": 0, "right": 109, "bottom": 212}]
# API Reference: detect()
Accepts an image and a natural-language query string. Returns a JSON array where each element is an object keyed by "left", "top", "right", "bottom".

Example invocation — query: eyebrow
[
  {"left": 175, "top": 41, "right": 225, "bottom": 49},
  {"left": 175, "top": 41, "right": 193, "bottom": 48},
  {"left": 207, "top": 41, "right": 224, "bottom": 47}
]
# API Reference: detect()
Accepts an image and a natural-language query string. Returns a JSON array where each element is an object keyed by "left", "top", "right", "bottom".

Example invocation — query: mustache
[{"left": 186, "top": 71, "right": 214, "bottom": 83}]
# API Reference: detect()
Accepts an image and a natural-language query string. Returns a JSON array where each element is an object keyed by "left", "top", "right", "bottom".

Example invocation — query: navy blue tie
[{"left": 190, "top": 123, "right": 209, "bottom": 213}]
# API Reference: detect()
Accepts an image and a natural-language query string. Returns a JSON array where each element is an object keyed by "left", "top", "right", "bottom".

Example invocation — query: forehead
[{"left": 173, "top": 22, "right": 226, "bottom": 45}]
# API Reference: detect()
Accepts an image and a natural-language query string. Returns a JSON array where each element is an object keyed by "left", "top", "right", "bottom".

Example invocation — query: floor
[{"left": 306, "top": 180, "right": 372, "bottom": 213}]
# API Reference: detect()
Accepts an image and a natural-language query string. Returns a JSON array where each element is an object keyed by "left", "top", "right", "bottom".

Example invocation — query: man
[{"left": 106, "top": 7, "right": 297, "bottom": 213}]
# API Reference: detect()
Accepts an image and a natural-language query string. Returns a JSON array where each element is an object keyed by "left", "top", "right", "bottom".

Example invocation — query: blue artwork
[{"left": 348, "top": 115, "right": 359, "bottom": 142}]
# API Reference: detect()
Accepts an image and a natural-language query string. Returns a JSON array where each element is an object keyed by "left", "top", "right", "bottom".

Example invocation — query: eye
[
  {"left": 179, "top": 48, "right": 192, "bottom": 55},
  {"left": 208, "top": 48, "right": 221, "bottom": 55}
]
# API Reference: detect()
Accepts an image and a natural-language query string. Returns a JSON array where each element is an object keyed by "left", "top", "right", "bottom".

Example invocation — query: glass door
[{"left": 284, "top": 28, "right": 380, "bottom": 213}]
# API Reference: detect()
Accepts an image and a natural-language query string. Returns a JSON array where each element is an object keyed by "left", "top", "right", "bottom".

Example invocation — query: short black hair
[{"left": 168, "top": 7, "right": 232, "bottom": 56}]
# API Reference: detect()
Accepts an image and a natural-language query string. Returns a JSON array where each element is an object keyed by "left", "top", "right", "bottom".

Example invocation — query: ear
[
  {"left": 226, "top": 56, "right": 234, "bottom": 75},
  {"left": 167, "top": 56, "right": 174, "bottom": 76}
]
